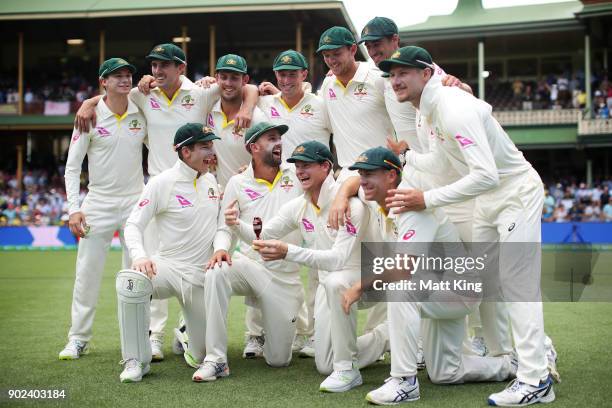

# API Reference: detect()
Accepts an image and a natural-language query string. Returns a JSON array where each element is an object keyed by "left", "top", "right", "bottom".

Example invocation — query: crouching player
[
  {"left": 338, "top": 148, "right": 516, "bottom": 404},
  {"left": 238, "top": 141, "right": 389, "bottom": 392},
  {"left": 116, "top": 124, "right": 220, "bottom": 382}
]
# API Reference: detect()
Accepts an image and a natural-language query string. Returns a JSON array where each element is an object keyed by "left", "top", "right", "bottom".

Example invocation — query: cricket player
[
  {"left": 256, "top": 49, "right": 333, "bottom": 356},
  {"left": 358, "top": 16, "right": 507, "bottom": 360},
  {"left": 117, "top": 123, "right": 220, "bottom": 382},
  {"left": 338, "top": 147, "right": 517, "bottom": 405},
  {"left": 236, "top": 141, "right": 388, "bottom": 392},
  {"left": 59, "top": 58, "right": 146, "bottom": 360},
  {"left": 317, "top": 26, "right": 394, "bottom": 181},
  {"left": 192, "top": 122, "right": 304, "bottom": 381},
  {"left": 379, "top": 47, "right": 555, "bottom": 406},
  {"left": 76, "top": 43, "right": 259, "bottom": 360}
]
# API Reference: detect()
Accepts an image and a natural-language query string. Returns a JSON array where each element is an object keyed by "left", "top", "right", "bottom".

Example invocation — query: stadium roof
[
  {"left": 0, "top": 0, "right": 348, "bottom": 20},
  {"left": 400, "top": 0, "right": 585, "bottom": 41}
]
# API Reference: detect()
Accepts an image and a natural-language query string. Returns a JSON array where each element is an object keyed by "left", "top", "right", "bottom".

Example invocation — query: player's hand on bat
[
  {"left": 341, "top": 282, "right": 363, "bottom": 314},
  {"left": 258, "top": 81, "right": 280, "bottom": 96},
  {"left": 224, "top": 199, "right": 240, "bottom": 226},
  {"left": 195, "top": 76, "right": 217, "bottom": 88},
  {"left": 74, "top": 96, "right": 101, "bottom": 133},
  {"left": 328, "top": 194, "right": 351, "bottom": 230},
  {"left": 137, "top": 75, "right": 157, "bottom": 94},
  {"left": 252, "top": 239, "right": 288, "bottom": 261},
  {"left": 386, "top": 188, "right": 426, "bottom": 213},
  {"left": 386, "top": 138, "right": 408, "bottom": 155},
  {"left": 206, "top": 250, "right": 232, "bottom": 269},
  {"left": 68, "top": 212, "right": 88, "bottom": 238},
  {"left": 132, "top": 257, "right": 157, "bottom": 279}
]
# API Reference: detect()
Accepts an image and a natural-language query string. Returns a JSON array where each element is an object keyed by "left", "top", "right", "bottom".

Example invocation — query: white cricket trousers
[
  {"left": 314, "top": 271, "right": 389, "bottom": 374},
  {"left": 472, "top": 167, "right": 548, "bottom": 386},
  {"left": 67, "top": 193, "right": 137, "bottom": 342},
  {"left": 204, "top": 252, "right": 303, "bottom": 367},
  {"left": 388, "top": 299, "right": 512, "bottom": 383}
]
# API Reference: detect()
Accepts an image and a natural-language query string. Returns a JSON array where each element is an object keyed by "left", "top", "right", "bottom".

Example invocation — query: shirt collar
[
  {"left": 419, "top": 63, "right": 445, "bottom": 119},
  {"left": 305, "top": 172, "right": 337, "bottom": 210},
  {"left": 174, "top": 159, "right": 201, "bottom": 181},
  {"left": 97, "top": 97, "right": 140, "bottom": 121}
]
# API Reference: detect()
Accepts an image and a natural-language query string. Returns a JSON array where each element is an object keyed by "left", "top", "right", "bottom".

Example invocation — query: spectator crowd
[{"left": 544, "top": 180, "right": 612, "bottom": 222}]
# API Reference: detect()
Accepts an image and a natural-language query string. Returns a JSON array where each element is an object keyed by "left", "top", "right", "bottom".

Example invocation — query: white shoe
[
  {"left": 319, "top": 366, "right": 362, "bottom": 393},
  {"left": 471, "top": 336, "right": 488, "bottom": 357},
  {"left": 504, "top": 350, "right": 519, "bottom": 379},
  {"left": 58, "top": 339, "right": 89, "bottom": 360},
  {"left": 487, "top": 377, "right": 555, "bottom": 406},
  {"left": 366, "top": 376, "right": 420, "bottom": 405},
  {"left": 242, "top": 335, "right": 264, "bottom": 359},
  {"left": 150, "top": 338, "right": 164, "bottom": 362},
  {"left": 299, "top": 336, "right": 315, "bottom": 358},
  {"left": 173, "top": 327, "right": 188, "bottom": 356},
  {"left": 192, "top": 361, "right": 230, "bottom": 382},
  {"left": 119, "top": 359, "right": 150, "bottom": 383}
]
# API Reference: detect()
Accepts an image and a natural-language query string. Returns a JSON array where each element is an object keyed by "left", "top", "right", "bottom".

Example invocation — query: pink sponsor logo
[
  {"left": 455, "top": 134, "right": 475, "bottom": 148},
  {"left": 301, "top": 218, "right": 315, "bottom": 232},
  {"left": 96, "top": 127, "right": 111, "bottom": 137},
  {"left": 244, "top": 188, "right": 262, "bottom": 201},
  {"left": 150, "top": 97, "right": 161, "bottom": 110},
  {"left": 176, "top": 195, "right": 193, "bottom": 207},
  {"left": 345, "top": 221, "right": 357, "bottom": 236},
  {"left": 270, "top": 107, "right": 280, "bottom": 118},
  {"left": 207, "top": 113, "right": 214, "bottom": 127},
  {"left": 71, "top": 130, "right": 80, "bottom": 142},
  {"left": 402, "top": 229, "right": 416, "bottom": 241},
  {"left": 328, "top": 88, "right": 337, "bottom": 100},
  {"left": 138, "top": 199, "right": 150, "bottom": 208}
]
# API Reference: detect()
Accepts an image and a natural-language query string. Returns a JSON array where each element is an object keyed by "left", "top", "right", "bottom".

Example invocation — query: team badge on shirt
[
  {"left": 208, "top": 188, "right": 218, "bottom": 200},
  {"left": 353, "top": 83, "right": 368, "bottom": 99},
  {"left": 128, "top": 119, "right": 143, "bottom": 133},
  {"left": 300, "top": 104, "right": 314, "bottom": 117},
  {"left": 301, "top": 218, "right": 315, "bottom": 232},
  {"left": 181, "top": 94, "right": 195, "bottom": 110},
  {"left": 280, "top": 175, "right": 294, "bottom": 191},
  {"left": 270, "top": 107, "right": 281, "bottom": 118}
]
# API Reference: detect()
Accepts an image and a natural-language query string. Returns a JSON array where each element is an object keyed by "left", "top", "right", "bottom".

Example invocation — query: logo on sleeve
[
  {"left": 455, "top": 134, "right": 475, "bottom": 148},
  {"left": 301, "top": 218, "right": 315, "bottom": 232},
  {"left": 328, "top": 88, "right": 337, "bottom": 100},
  {"left": 345, "top": 221, "right": 357, "bottom": 236},
  {"left": 207, "top": 113, "right": 215, "bottom": 127},
  {"left": 402, "top": 229, "right": 416, "bottom": 241},
  {"left": 71, "top": 129, "right": 80, "bottom": 142},
  {"left": 149, "top": 97, "right": 161, "bottom": 110},
  {"left": 176, "top": 195, "right": 194, "bottom": 208},
  {"left": 138, "top": 199, "right": 150, "bottom": 208},
  {"left": 96, "top": 127, "right": 111, "bottom": 137},
  {"left": 280, "top": 176, "right": 294, "bottom": 191},
  {"left": 181, "top": 94, "right": 195, "bottom": 110},
  {"left": 245, "top": 188, "right": 263, "bottom": 201},
  {"left": 270, "top": 107, "right": 281, "bottom": 118}
]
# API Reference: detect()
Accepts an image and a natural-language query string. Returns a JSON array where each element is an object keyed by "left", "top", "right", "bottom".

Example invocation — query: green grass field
[{"left": 0, "top": 250, "right": 611, "bottom": 407}]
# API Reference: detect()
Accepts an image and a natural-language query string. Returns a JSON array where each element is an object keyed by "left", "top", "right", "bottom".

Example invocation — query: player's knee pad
[{"left": 116, "top": 269, "right": 153, "bottom": 363}]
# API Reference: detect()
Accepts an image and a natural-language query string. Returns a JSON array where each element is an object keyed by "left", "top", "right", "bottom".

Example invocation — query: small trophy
[{"left": 253, "top": 217, "right": 263, "bottom": 239}]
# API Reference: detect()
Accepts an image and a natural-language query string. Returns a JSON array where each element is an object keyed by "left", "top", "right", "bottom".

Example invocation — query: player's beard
[{"left": 262, "top": 144, "right": 282, "bottom": 167}]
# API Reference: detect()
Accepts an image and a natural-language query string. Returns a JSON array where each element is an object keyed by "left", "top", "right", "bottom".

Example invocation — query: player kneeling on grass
[
  {"left": 116, "top": 123, "right": 220, "bottom": 383},
  {"left": 238, "top": 141, "right": 389, "bottom": 393},
  {"left": 334, "top": 147, "right": 517, "bottom": 405},
  {"left": 59, "top": 58, "right": 146, "bottom": 360}
]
